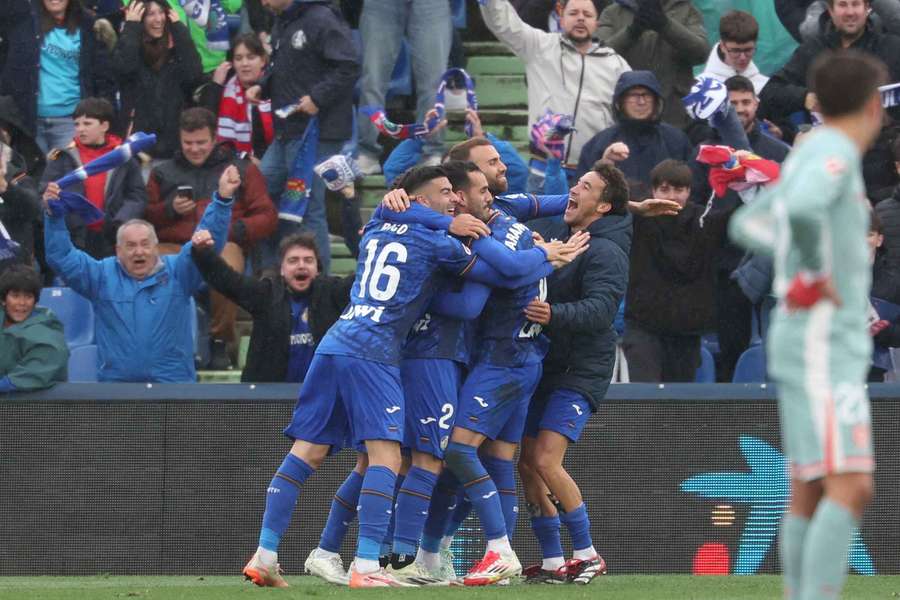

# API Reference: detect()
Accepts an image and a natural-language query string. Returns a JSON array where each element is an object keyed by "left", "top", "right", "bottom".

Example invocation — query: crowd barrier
[{"left": 2, "top": 383, "right": 898, "bottom": 576}]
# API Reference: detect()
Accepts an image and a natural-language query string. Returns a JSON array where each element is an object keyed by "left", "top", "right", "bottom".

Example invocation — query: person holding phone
[{"left": 111, "top": 0, "right": 204, "bottom": 164}]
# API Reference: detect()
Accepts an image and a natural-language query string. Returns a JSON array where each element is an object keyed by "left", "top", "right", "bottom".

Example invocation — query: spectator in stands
[
  {"left": 761, "top": 0, "right": 900, "bottom": 121},
  {"left": 576, "top": 71, "right": 693, "bottom": 188},
  {"left": 869, "top": 210, "right": 900, "bottom": 381},
  {"left": 623, "top": 159, "right": 738, "bottom": 382},
  {"left": 778, "top": 0, "right": 900, "bottom": 43},
  {"left": 42, "top": 164, "right": 239, "bottom": 382},
  {"left": 597, "top": 0, "right": 709, "bottom": 128},
  {"left": 875, "top": 136, "right": 900, "bottom": 272},
  {"left": 191, "top": 231, "right": 352, "bottom": 382},
  {"left": 245, "top": 0, "right": 359, "bottom": 275},
  {"left": 689, "top": 76, "right": 789, "bottom": 382},
  {"left": 0, "top": 264, "right": 69, "bottom": 392},
  {"left": 479, "top": 0, "right": 630, "bottom": 190},
  {"left": 112, "top": 0, "right": 204, "bottom": 164},
  {"left": 0, "top": 96, "right": 45, "bottom": 176},
  {"left": 384, "top": 108, "right": 528, "bottom": 193},
  {"left": 146, "top": 108, "right": 276, "bottom": 370},
  {"left": 126, "top": 0, "right": 242, "bottom": 75},
  {"left": 0, "top": 138, "right": 41, "bottom": 273},
  {"left": 26, "top": 0, "right": 117, "bottom": 155},
  {"left": 196, "top": 33, "right": 273, "bottom": 164},
  {"left": 699, "top": 11, "right": 769, "bottom": 95},
  {"left": 0, "top": 0, "right": 39, "bottom": 140},
  {"left": 40, "top": 98, "right": 147, "bottom": 260},
  {"left": 355, "top": 1, "right": 452, "bottom": 175}
]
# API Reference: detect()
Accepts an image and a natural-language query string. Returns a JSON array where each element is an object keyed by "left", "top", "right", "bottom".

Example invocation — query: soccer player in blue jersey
[{"left": 242, "top": 165, "right": 493, "bottom": 589}]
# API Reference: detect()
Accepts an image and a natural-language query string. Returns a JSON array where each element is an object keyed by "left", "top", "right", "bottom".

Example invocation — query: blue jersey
[
  {"left": 403, "top": 274, "right": 474, "bottom": 365},
  {"left": 316, "top": 219, "right": 476, "bottom": 366},
  {"left": 475, "top": 208, "right": 550, "bottom": 367}
]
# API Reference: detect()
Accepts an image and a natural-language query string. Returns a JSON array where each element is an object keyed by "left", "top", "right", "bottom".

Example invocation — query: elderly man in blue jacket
[{"left": 42, "top": 166, "right": 239, "bottom": 383}]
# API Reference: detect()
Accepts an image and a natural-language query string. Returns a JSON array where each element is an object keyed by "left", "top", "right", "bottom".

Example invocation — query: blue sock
[
  {"left": 421, "top": 471, "right": 460, "bottom": 553},
  {"left": 559, "top": 503, "right": 593, "bottom": 551},
  {"left": 446, "top": 492, "right": 472, "bottom": 537},
  {"left": 444, "top": 442, "right": 506, "bottom": 540},
  {"left": 380, "top": 473, "right": 404, "bottom": 556},
  {"left": 481, "top": 455, "right": 518, "bottom": 537},
  {"left": 259, "top": 453, "right": 315, "bottom": 551},
  {"left": 531, "top": 515, "right": 564, "bottom": 560},
  {"left": 393, "top": 467, "right": 439, "bottom": 556},
  {"left": 319, "top": 470, "right": 363, "bottom": 553},
  {"left": 357, "top": 466, "right": 397, "bottom": 561}
]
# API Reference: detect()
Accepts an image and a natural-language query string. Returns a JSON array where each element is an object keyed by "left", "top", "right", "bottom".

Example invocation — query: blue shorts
[
  {"left": 283, "top": 354, "right": 405, "bottom": 450},
  {"left": 401, "top": 358, "right": 463, "bottom": 459},
  {"left": 524, "top": 388, "right": 592, "bottom": 442},
  {"left": 456, "top": 362, "right": 543, "bottom": 443}
]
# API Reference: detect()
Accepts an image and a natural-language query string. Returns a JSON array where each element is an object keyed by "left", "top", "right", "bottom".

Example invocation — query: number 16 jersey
[{"left": 316, "top": 219, "right": 477, "bottom": 367}]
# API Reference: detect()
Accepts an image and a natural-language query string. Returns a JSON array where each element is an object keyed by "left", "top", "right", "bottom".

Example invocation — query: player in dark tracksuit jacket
[{"left": 518, "top": 161, "right": 632, "bottom": 584}]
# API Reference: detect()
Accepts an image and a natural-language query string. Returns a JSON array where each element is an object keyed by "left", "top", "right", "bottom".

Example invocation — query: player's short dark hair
[
  {"left": 279, "top": 232, "right": 322, "bottom": 271},
  {"left": 179, "top": 107, "right": 217, "bottom": 136},
  {"left": 442, "top": 160, "right": 481, "bottom": 192},
  {"left": 590, "top": 161, "right": 629, "bottom": 216},
  {"left": 73, "top": 98, "right": 115, "bottom": 126},
  {"left": 0, "top": 264, "right": 42, "bottom": 303},
  {"left": 447, "top": 137, "right": 493, "bottom": 162},
  {"left": 725, "top": 75, "right": 756, "bottom": 96},
  {"left": 651, "top": 159, "right": 693, "bottom": 190},
  {"left": 719, "top": 10, "right": 759, "bottom": 44},
  {"left": 810, "top": 50, "right": 887, "bottom": 118},
  {"left": 398, "top": 165, "right": 449, "bottom": 196}
]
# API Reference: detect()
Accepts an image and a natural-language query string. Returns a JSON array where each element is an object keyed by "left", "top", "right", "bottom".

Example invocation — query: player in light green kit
[{"left": 729, "top": 50, "right": 886, "bottom": 600}]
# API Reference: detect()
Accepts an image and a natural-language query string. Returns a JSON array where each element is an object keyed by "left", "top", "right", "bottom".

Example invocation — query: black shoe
[
  {"left": 208, "top": 339, "right": 232, "bottom": 370},
  {"left": 390, "top": 553, "right": 415, "bottom": 570},
  {"left": 523, "top": 563, "right": 568, "bottom": 584},
  {"left": 378, "top": 555, "right": 391, "bottom": 569}
]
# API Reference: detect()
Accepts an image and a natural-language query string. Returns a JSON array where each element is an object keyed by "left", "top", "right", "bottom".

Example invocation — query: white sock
[
  {"left": 315, "top": 547, "right": 340, "bottom": 560},
  {"left": 440, "top": 535, "right": 454, "bottom": 550},
  {"left": 355, "top": 557, "right": 380, "bottom": 574},
  {"left": 486, "top": 536, "right": 512, "bottom": 554},
  {"left": 572, "top": 546, "right": 597, "bottom": 561},
  {"left": 417, "top": 547, "right": 440, "bottom": 571},
  {"left": 257, "top": 547, "right": 277, "bottom": 566},
  {"left": 542, "top": 557, "right": 566, "bottom": 571}
]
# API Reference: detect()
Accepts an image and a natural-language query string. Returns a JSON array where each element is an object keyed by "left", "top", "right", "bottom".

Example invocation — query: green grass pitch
[{"left": 1, "top": 575, "right": 899, "bottom": 599}]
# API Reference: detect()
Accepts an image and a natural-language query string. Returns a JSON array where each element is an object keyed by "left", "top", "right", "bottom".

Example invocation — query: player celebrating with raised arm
[{"left": 729, "top": 50, "right": 885, "bottom": 600}]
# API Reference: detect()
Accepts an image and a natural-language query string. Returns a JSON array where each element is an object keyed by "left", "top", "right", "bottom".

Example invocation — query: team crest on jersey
[
  {"left": 302, "top": 307, "right": 309, "bottom": 323},
  {"left": 291, "top": 30, "right": 307, "bottom": 50},
  {"left": 440, "top": 435, "right": 449, "bottom": 451}
]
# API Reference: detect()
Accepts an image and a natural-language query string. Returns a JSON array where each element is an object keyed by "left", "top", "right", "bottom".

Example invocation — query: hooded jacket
[
  {"left": 479, "top": 0, "right": 631, "bottom": 165},
  {"left": 699, "top": 43, "right": 769, "bottom": 95},
  {"left": 575, "top": 70, "right": 693, "bottom": 185},
  {"left": 41, "top": 136, "right": 147, "bottom": 255},
  {"left": 261, "top": 0, "right": 360, "bottom": 141},
  {"left": 191, "top": 244, "right": 353, "bottom": 382},
  {"left": 0, "top": 306, "right": 69, "bottom": 390},
  {"left": 44, "top": 195, "right": 234, "bottom": 383},
  {"left": 597, "top": 0, "right": 709, "bottom": 128},
  {"left": 0, "top": 147, "right": 41, "bottom": 272},
  {"left": 530, "top": 212, "right": 632, "bottom": 410},
  {"left": 146, "top": 144, "right": 277, "bottom": 249}
]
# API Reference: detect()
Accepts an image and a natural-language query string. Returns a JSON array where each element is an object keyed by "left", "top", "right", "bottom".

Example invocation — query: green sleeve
[{"left": 6, "top": 327, "right": 69, "bottom": 390}]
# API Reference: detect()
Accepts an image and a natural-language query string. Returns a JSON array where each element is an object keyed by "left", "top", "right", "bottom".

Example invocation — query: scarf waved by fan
[
  {"left": 74, "top": 134, "right": 123, "bottom": 230},
  {"left": 217, "top": 75, "right": 274, "bottom": 155},
  {"left": 278, "top": 118, "right": 319, "bottom": 223}
]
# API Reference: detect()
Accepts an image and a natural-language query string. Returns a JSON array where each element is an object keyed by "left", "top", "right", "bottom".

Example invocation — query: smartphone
[{"left": 177, "top": 185, "right": 193, "bottom": 200}]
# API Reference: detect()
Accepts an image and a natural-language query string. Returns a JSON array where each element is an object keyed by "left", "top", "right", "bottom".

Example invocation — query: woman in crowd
[
  {"left": 0, "top": 265, "right": 69, "bottom": 392},
  {"left": 197, "top": 33, "right": 274, "bottom": 164},
  {"left": 32, "top": 0, "right": 116, "bottom": 154},
  {"left": 111, "top": 0, "right": 203, "bottom": 163}
]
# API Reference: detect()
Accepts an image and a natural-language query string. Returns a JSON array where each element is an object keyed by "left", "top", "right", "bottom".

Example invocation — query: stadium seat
[
  {"left": 38, "top": 287, "right": 94, "bottom": 347},
  {"left": 694, "top": 346, "right": 715, "bottom": 383},
  {"left": 701, "top": 333, "right": 720, "bottom": 357},
  {"left": 67, "top": 344, "right": 98, "bottom": 382},
  {"left": 732, "top": 345, "right": 767, "bottom": 383}
]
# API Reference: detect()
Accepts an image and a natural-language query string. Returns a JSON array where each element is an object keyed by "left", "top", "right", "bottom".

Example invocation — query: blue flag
[{"left": 278, "top": 118, "right": 319, "bottom": 223}]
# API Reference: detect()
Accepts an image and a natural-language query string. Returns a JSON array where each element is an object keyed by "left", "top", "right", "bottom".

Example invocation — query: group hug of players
[{"left": 240, "top": 136, "right": 636, "bottom": 588}]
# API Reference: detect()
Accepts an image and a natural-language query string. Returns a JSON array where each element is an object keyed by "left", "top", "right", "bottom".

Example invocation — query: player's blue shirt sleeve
[
  {"left": 383, "top": 138, "right": 425, "bottom": 187},
  {"left": 435, "top": 233, "right": 478, "bottom": 276},
  {"left": 466, "top": 257, "right": 553, "bottom": 289},
  {"left": 493, "top": 194, "right": 568, "bottom": 221},
  {"left": 542, "top": 157, "right": 569, "bottom": 195},
  {"left": 470, "top": 235, "right": 548, "bottom": 278},
  {"left": 373, "top": 202, "right": 453, "bottom": 232},
  {"left": 429, "top": 279, "right": 492, "bottom": 320},
  {"left": 487, "top": 132, "right": 528, "bottom": 194}
]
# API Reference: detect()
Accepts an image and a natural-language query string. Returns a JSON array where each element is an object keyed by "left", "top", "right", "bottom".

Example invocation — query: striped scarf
[{"left": 217, "top": 75, "right": 274, "bottom": 156}]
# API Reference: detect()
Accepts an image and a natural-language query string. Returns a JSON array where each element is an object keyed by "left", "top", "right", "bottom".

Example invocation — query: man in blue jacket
[
  {"left": 41, "top": 166, "right": 238, "bottom": 382},
  {"left": 518, "top": 160, "right": 632, "bottom": 585}
]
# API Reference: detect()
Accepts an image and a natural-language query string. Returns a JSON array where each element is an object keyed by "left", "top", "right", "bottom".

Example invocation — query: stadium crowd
[{"left": 0, "top": 0, "right": 899, "bottom": 589}]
